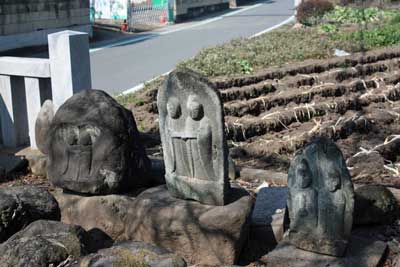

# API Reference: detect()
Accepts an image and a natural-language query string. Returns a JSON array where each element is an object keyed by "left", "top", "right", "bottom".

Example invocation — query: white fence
[{"left": 0, "top": 31, "right": 92, "bottom": 149}]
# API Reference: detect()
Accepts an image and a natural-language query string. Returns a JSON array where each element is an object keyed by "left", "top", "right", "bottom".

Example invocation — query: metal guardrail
[{"left": 129, "top": 3, "right": 168, "bottom": 26}]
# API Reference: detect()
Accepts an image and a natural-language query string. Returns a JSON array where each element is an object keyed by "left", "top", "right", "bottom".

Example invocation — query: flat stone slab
[
  {"left": 252, "top": 186, "right": 288, "bottom": 226},
  {"left": 264, "top": 236, "right": 387, "bottom": 267},
  {"left": 53, "top": 185, "right": 254, "bottom": 266}
]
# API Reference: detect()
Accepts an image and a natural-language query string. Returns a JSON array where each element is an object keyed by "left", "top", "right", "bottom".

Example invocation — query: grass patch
[
  {"left": 178, "top": 6, "right": 400, "bottom": 78},
  {"left": 115, "top": 76, "right": 164, "bottom": 108},
  {"left": 115, "top": 93, "right": 145, "bottom": 108},
  {"left": 178, "top": 26, "right": 353, "bottom": 77}
]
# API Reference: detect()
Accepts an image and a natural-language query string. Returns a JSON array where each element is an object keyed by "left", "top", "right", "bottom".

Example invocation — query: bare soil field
[{"left": 132, "top": 46, "right": 400, "bottom": 188}]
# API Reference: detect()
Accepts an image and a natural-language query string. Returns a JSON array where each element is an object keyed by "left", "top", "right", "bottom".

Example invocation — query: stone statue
[
  {"left": 157, "top": 69, "right": 230, "bottom": 206},
  {"left": 286, "top": 137, "right": 354, "bottom": 257},
  {"left": 36, "top": 90, "right": 151, "bottom": 195}
]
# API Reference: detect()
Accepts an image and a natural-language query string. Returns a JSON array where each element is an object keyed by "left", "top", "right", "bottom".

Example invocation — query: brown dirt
[{"left": 132, "top": 47, "right": 400, "bottom": 190}]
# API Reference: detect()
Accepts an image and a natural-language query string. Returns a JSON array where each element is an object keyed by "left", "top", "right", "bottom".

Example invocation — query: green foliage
[
  {"left": 323, "top": 6, "right": 382, "bottom": 24},
  {"left": 239, "top": 60, "right": 253, "bottom": 74},
  {"left": 178, "top": 27, "right": 351, "bottom": 77},
  {"left": 335, "top": 22, "right": 400, "bottom": 50},
  {"left": 320, "top": 23, "right": 338, "bottom": 33}
]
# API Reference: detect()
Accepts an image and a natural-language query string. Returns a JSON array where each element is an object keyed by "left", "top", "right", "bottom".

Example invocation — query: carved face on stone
[
  {"left": 157, "top": 69, "right": 230, "bottom": 206},
  {"left": 295, "top": 159, "right": 312, "bottom": 189},
  {"left": 286, "top": 137, "right": 355, "bottom": 257},
  {"left": 38, "top": 90, "right": 150, "bottom": 195},
  {"left": 325, "top": 168, "right": 341, "bottom": 192}
]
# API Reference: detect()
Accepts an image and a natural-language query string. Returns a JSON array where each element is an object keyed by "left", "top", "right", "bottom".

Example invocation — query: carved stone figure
[
  {"left": 286, "top": 137, "right": 354, "bottom": 257},
  {"left": 157, "top": 69, "right": 230, "bottom": 206},
  {"left": 36, "top": 90, "right": 151, "bottom": 195}
]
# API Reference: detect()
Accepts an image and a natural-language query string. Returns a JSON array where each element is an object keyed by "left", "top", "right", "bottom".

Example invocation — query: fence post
[
  {"left": 48, "top": 31, "right": 92, "bottom": 109},
  {"left": 167, "top": 0, "right": 174, "bottom": 23},
  {"left": 0, "top": 75, "right": 29, "bottom": 148}
]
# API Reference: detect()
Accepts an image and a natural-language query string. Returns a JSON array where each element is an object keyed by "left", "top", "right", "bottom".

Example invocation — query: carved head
[
  {"left": 325, "top": 168, "right": 341, "bottom": 192},
  {"left": 296, "top": 159, "right": 312, "bottom": 188},
  {"left": 36, "top": 90, "right": 151, "bottom": 194},
  {"left": 187, "top": 95, "right": 204, "bottom": 121}
]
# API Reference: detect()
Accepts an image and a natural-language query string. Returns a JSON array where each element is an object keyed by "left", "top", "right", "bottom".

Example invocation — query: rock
[
  {"left": 29, "top": 154, "right": 47, "bottom": 176},
  {"left": 264, "top": 236, "right": 387, "bottom": 267},
  {"left": 252, "top": 187, "right": 288, "bottom": 226},
  {"left": 0, "top": 220, "right": 96, "bottom": 267},
  {"left": 157, "top": 69, "right": 230, "bottom": 206},
  {"left": 354, "top": 185, "right": 398, "bottom": 225},
  {"left": 68, "top": 241, "right": 186, "bottom": 267},
  {"left": 286, "top": 137, "right": 354, "bottom": 257},
  {"left": 237, "top": 167, "right": 288, "bottom": 185},
  {"left": 0, "top": 235, "right": 69, "bottom": 267},
  {"left": 35, "top": 99, "right": 55, "bottom": 155},
  {"left": 16, "top": 148, "right": 48, "bottom": 177},
  {"left": 41, "top": 90, "right": 151, "bottom": 195},
  {"left": 53, "top": 185, "right": 254, "bottom": 266},
  {"left": 240, "top": 187, "right": 287, "bottom": 264},
  {"left": 228, "top": 156, "right": 238, "bottom": 180},
  {"left": 0, "top": 152, "right": 27, "bottom": 174},
  {"left": 0, "top": 186, "right": 60, "bottom": 242}
]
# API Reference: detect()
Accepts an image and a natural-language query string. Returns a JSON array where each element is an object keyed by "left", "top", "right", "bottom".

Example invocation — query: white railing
[{"left": 0, "top": 31, "right": 92, "bottom": 149}]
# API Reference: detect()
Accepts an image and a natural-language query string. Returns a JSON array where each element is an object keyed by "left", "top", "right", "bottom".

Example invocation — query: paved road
[{"left": 91, "top": 0, "right": 295, "bottom": 94}]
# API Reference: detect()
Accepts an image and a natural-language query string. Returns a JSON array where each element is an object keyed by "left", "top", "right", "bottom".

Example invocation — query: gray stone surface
[
  {"left": 35, "top": 100, "right": 55, "bottom": 155},
  {"left": 264, "top": 236, "right": 387, "bottom": 267},
  {"left": 0, "top": 220, "right": 95, "bottom": 267},
  {"left": 354, "top": 185, "right": 398, "bottom": 225},
  {"left": 0, "top": 186, "right": 60, "bottom": 242},
  {"left": 0, "top": 0, "right": 90, "bottom": 52},
  {"left": 53, "top": 185, "right": 254, "bottom": 266},
  {"left": 69, "top": 241, "right": 187, "bottom": 267},
  {"left": 0, "top": 57, "right": 50, "bottom": 78},
  {"left": 157, "top": 69, "right": 230, "bottom": 206},
  {"left": 0, "top": 150, "right": 26, "bottom": 173},
  {"left": 42, "top": 90, "right": 151, "bottom": 194},
  {"left": 286, "top": 137, "right": 354, "bottom": 257},
  {"left": 48, "top": 30, "right": 92, "bottom": 109},
  {"left": 252, "top": 187, "right": 288, "bottom": 225}
]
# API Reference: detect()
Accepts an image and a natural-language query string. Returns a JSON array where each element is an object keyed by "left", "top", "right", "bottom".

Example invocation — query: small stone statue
[
  {"left": 157, "top": 69, "right": 230, "bottom": 206},
  {"left": 286, "top": 137, "right": 354, "bottom": 257},
  {"left": 36, "top": 90, "right": 151, "bottom": 195}
]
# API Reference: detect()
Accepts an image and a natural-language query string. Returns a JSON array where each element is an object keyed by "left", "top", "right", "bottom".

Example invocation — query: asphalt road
[{"left": 91, "top": 0, "right": 295, "bottom": 94}]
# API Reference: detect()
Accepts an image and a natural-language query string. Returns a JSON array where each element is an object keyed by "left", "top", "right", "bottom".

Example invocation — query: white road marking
[
  {"left": 115, "top": 3, "right": 296, "bottom": 95},
  {"left": 250, "top": 15, "right": 295, "bottom": 38},
  {"left": 119, "top": 16, "right": 295, "bottom": 95},
  {"left": 120, "top": 70, "right": 172, "bottom": 95}
]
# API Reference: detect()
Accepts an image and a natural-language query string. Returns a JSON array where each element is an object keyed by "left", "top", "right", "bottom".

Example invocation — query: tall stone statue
[
  {"left": 36, "top": 90, "right": 151, "bottom": 195},
  {"left": 157, "top": 69, "right": 230, "bottom": 206},
  {"left": 286, "top": 137, "right": 354, "bottom": 257}
]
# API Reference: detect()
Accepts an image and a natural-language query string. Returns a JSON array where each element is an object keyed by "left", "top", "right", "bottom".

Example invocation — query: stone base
[
  {"left": 264, "top": 236, "right": 387, "bottom": 267},
  {"left": 166, "top": 173, "right": 228, "bottom": 206},
  {"left": 53, "top": 185, "right": 254, "bottom": 266},
  {"left": 288, "top": 230, "right": 348, "bottom": 257}
]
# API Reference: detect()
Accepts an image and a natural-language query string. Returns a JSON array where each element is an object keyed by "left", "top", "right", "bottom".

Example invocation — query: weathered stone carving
[
  {"left": 157, "top": 69, "right": 230, "bottom": 205},
  {"left": 37, "top": 90, "right": 151, "bottom": 194},
  {"left": 286, "top": 137, "right": 354, "bottom": 257}
]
